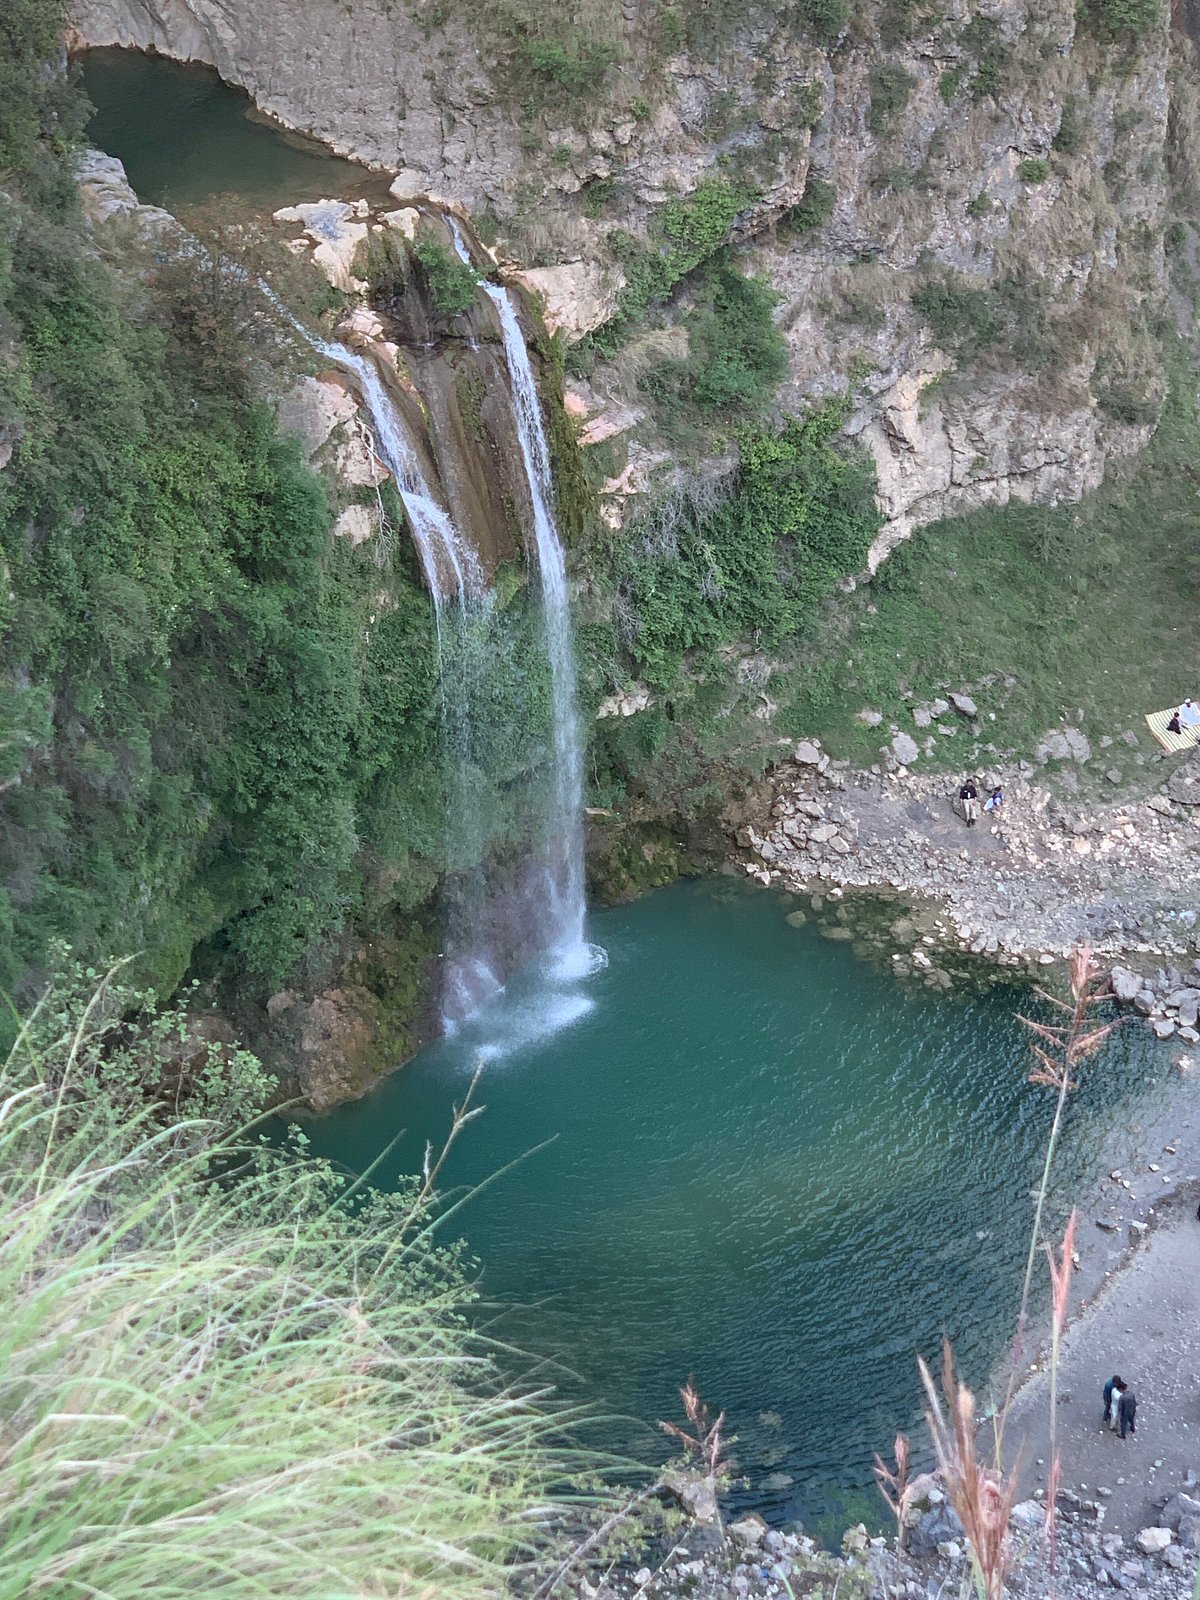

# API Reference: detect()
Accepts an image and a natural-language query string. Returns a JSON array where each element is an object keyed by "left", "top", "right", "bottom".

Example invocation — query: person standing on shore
[
  {"left": 1118, "top": 1386, "right": 1137, "bottom": 1439},
  {"left": 959, "top": 778, "right": 980, "bottom": 827},
  {"left": 1102, "top": 1374, "right": 1125, "bottom": 1427}
]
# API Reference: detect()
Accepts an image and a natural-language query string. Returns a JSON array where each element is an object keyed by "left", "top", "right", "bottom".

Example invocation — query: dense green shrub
[
  {"left": 0, "top": 0, "right": 86, "bottom": 176},
  {"left": 1082, "top": 0, "right": 1159, "bottom": 38},
  {"left": 910, "top": 275, "right": 1004, "bottom": 358},
  {"left": 938, "top": 67, "right": 964, "bottom": 104},
  {"left": 413, "top": 234, "right": 479, "bottom": 313},
  {"left": 517, "top": 35, "right": 617, "bottom": 96},
  {"left": 1053, "top": 99, "right": 1086, "bottom": 155},
  {"left": 781, "top": 174, "right": 835, "bottom": 235},
  {"left": 584, "top": 176, "right": 759, "bottom": 356},
  {"left": 638, "top": 252, "right": 787, "bottom": 418},
  {"left": 613, "top": 400, "right": 880, "bottom": 691},
  {"left": 867, "top": 64, "right": 917, "bottom": 135},
  {"left": 796, "top": 0, "right": 849, "bottom": 47},
  {"left": 1018, "top": 156, "right": 1051, "bottom": 183}
]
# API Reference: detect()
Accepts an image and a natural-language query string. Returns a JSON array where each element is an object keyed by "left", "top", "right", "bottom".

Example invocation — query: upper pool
[
  {"left": 77, "top": 47, "right": 388, "bottom": 213},
  {"left": 300, "top": 877, "right": 1167, "bottom": 1528}
]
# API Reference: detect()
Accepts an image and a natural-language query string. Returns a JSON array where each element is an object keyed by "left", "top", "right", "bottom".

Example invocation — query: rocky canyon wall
[{"left": 68, "top": 0, "right": 1182, "bottom": 558}]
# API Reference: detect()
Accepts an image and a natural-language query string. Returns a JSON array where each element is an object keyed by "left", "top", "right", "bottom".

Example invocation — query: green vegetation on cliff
[
  {"left": 583, "top": 399, "right": 881, "bottom": 813},
  {"left": 0, "top": 11, "right": 448, "bottom": 1038},
  {"left": 775, "top": 349, "right": 1200, "bottom": 770},
  {"left": 0, "top": 966, "right": 601, "bottom": 1597}
]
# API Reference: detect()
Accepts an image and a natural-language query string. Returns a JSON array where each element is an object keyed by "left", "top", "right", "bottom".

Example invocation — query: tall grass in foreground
[{"left": 0, "top": 965, "right": 612, "bottom": 1599}]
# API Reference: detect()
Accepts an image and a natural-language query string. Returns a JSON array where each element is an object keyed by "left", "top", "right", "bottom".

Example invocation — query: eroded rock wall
[{"left": 68, "top": 0, "right": 1179, "bottom": 561}]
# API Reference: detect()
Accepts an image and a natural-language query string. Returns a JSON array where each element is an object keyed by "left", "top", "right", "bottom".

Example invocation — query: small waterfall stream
[{"left": 295, "top": 235, "right": 599, "bottom": 1048}]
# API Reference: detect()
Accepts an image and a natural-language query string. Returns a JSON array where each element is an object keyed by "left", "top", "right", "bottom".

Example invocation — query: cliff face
[{"left": 69, "top": 0, "right": 1178, "bottom": 556}]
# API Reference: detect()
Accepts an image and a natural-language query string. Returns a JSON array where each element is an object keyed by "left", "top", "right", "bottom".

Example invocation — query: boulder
[
  {"left": 510, "top": 259, "right": 623, "bottom": 343},
  {"left": 1110, "top": 967, "right": 1142, "bottom": 1004},
  {"left": 909, "top": 1504, "right": 965, "bottom": 1556},
  {"left": 273, "top": 199, "right": 368, "bottom": 292},
  {"left": 949, "top": 692, "right": 977, "bottom": 717},
  {"left": 1035, "top": 726, "right": 1091, "bottom": 764},
  {"left": 1133, "top": 990, "right": 1157, "bottom": 1016},
  {"left": 794, "top": 740, "right": 822, "bottom": 765},
  {"left": 1179, "top": 1515, "right": 1200, "bottom": 1551},
  {"left": 913, "top": 706, "right": 933, "bottom": 728},
  {"left": 728, "top": 1514, "right": 769, "bottom": 1550},
  {"left": 379, "top": 206, "right": 419, "bottom": 238},
  {"left": 1152, "top": 1017, "right": 1177, "bottom": 1040},
  {"left": 892, "top": 731, "right": 920, "bottom": 765},
  {"left": 1011, "top": 1500, "right": 1045, "bottom": 1533},
  {"left": 1134, "top": 1527, "right": 1172, "bottom": 1556},
  {"left": 857, "top": 708, "right": 883, "bottom": 727},
  {"left": 662, "top": 1470, "right": 719, "bottom": 1524},
  {"left": 1160, "top": 1492, "right": 1200, "bottom": 1532}
]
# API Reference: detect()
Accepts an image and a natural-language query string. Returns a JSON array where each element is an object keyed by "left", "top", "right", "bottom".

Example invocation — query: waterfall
[
  {"left": 291, "top": 250, "right": 598, "bottom": 1049},
  {"left": 449, "top": 223, "right": 590, "bottom": 981}
]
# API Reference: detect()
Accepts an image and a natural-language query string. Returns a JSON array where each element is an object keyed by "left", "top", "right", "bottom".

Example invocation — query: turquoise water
[
  {"left": 303, "top": 878, "right": 1160, "bottom": 1526},
  {"left": 78, "top": 49, "right": 385, "bottom": 212}
]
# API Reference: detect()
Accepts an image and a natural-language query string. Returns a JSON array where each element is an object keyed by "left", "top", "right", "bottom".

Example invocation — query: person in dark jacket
[
  {"left": 1102, "top": 1374, "right": 1124, "bottom": 1425},
  {"left": 959, "top": 779, "right": 980, "bottom": 827},
  {"left": 1118, "top": 1387, "right": 1137, "bottom": 1439}
]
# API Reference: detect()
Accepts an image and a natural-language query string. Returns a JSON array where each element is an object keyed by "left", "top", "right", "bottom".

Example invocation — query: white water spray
[
  {"left": 449, "top": 224, "right": 595, "bottom": 982},
  {"left": 287, "top": 245, "right": 599, "bottom": 1045}
]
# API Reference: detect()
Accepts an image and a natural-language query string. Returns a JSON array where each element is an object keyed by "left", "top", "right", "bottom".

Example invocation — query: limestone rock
[
  {"left": 1160, "top": 1492, "right": 1200, "bottom": 1532},
  {"left": 1110, "top": 966, "right": 1142, "bottom": 1004},
  {"left": 274, "top": 199, "right": 368, "bottom": 291},
  {"left": 949, "top": 693, "right": 977, "bottom": 717},
  {"left": 276, "top": 375, "right": 358, "bottom": 459},
  {"left": 75, "top": 148, "right": 175, "bottom": 235},
  {"left": 727, "top": 1514, "right": 769, "bottom": 1550},
  {"left": 509, "top": 260, "right": 623, "bottom": 343},
  {"left": 332, "top": 504, "right": 377, "bottom": 545},
  {"left": 379, "top": 206, "right": 419, "bottom": 239},
  {"left": 794, "top": 740, "right": 822, "bottom": 765},
  {"left": 1036, "top": 727, "right": 1092, "bottom": 764},
  {"left": 1134, "top": 1527, "right": 1172, "bottom": 1556},
  {"left": 892, "top": 731, "right": 920, "bottom": 765},
  {"left": 596, "top": 684, "right": 653, "bottom": 719}
]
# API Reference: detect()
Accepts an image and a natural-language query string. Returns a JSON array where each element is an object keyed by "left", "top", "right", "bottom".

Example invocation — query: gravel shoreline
[{"left": 738, "top": 745, "right": 1200, "bottom": 993}]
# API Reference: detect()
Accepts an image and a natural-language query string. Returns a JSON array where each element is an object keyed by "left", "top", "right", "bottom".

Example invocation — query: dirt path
[{"left": 1003, "top": 1199, "right": 1200, "bottom": 1536}]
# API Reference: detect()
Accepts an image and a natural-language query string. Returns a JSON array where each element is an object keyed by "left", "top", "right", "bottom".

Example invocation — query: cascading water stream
[
  {"left": 449, "top": 224, "right": 593, "bottom": 981},
  {"left": 286, "top": 256, "right": 600, "bottom": 1049}
]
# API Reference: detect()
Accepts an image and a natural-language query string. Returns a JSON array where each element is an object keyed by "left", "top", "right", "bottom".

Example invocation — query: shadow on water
[{"left": 301, "top": 876, "right": 1169, "bottom": 1528}]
